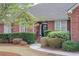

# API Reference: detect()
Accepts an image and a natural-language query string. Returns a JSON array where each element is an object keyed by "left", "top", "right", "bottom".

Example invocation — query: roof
[
  {"left": 28, "top": 3, "right": 76, "bottom": 21},
  {"left": 68, "top": 3, "right": 79, "bottom": 13}
]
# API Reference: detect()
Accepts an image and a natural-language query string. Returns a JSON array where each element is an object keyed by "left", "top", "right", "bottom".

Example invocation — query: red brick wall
[
  {"left": 0, "top": 24, "right": 4, "bottom": 33},
  {"left": 12, "top": 23, "right": 19, "bottom": 32},
  {"left": 48, "top": 21, "right": 54, "bottom": 30},
  {"left": 70, "top": 6, "right": 79, "bottom": 42}
]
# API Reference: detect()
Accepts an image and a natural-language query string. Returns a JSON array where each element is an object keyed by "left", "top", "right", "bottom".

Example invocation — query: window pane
[
  {"left": 4, "top": 24, "right": 11, "bottom": 33},
  {"left": 19, "top": 25, "right": 26, "bottom": 32},
  {"left": 61, "top": 20, "right": 67, "bottom": 31},
  {"left": 55, "top": 21, "right": 61, "bottom": 30}
]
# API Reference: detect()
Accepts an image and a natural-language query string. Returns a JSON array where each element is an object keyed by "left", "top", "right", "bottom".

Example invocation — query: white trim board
[{"left": 68, "top": 4, "right": 79, "bottom": 13}]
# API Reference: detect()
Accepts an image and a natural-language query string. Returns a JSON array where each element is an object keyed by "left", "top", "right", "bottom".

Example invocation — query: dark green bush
[
  {"left": 44, "top": 30, "right": 52, "bottom": 36},
  {"left": 62, "top": 40, "right": 78, "bottom": 51},
  {"left": 0, "top": 33, "right": 10, "bottom": 43},
  {"left": 0, "top": 32, "right": 36, "bottom": 44},
  {"left": 48, "top": 31, "right": 70, "bottom": 41},
  {"left": 47, "top": 38, "right": 63, "bottom": 48},
  {"left": 22, "top": 32, "right": 36, "bottom": 44},
  {"left": 74, "top": 42, "right": 79, "bottom": 51}
]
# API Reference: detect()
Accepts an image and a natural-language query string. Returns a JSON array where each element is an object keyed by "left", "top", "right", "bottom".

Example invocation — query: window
[
  {"left": 55, "top": 20, "right": 67, "bottom": 31},
  {"left": 55, "top": 21, "right": 61, "bottom": 30},
  {"left": 61, "top": 20, "right": 67, "bottom": 31},
  {"left": 4, "top": 24, "right": 11, "bottom": 33},
  {"left": 19, "top": 24, "right": 26, "bottom": 32}
]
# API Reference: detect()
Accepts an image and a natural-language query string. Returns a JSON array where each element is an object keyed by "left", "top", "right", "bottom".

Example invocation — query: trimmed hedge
[
  {"left": 44, "top": 30, "right": 52, "bottom": 36},
  {"left": 40, "top": 37, "right": 63, "bottom": 48},
  {"left": 47, "top": 38, "right": 63, "bottom": 48},
  {"left": 47, "top": 31, "right": 70, "bottom": 41},
  {"left": 0, "top": 32, "right": 36, "bottom": 44},
  {"left": 62, "top": 40, "right": 78, "bottom": 51},
  {"left": 0, "top": 33, "right": 10, "bottom": 43}
]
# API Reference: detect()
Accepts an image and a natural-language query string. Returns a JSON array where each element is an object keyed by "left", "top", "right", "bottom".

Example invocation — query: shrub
[
  {"left": 12, "top": 38, "right": 23, "bottom": 44},
  {"left": 0, "top": 33, "right": 10, "bottom": 43},
  {"left": 74, "top": 42, "right": 79, "bottom": 51},
  {"left": 62, "top": 40, "right": 78, "bottom": 51},
  {"left": 0, "top": 32, "right": 36, "bottom": 44},
  {"left": 48, "top": 31, "right": 70, "bottom": 41},
  {"left": 47, "top": 38, "right": 63, "bottom": 48},
  {"left": 44, "top": 30, "right": 52, "bottom": 36},
  {"left": 19, "top": 41, "right": 27, "bottom": 46},
  {"left": 21, "top": 32, "right": 36, "bottom": 44},
  {"left": 40, "top": 37, "right": 49, "bottom": 47}
]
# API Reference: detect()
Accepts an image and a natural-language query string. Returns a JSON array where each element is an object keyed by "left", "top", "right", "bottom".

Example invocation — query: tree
[
  {"left": 15, "top": 11, "right": 36, "bottom": 29},
  {"left": 0, "top": 3, "right": 36, "bottom": 28}
]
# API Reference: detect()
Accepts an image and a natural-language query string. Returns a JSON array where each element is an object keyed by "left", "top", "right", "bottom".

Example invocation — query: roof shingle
[{"left": 28, "top": 3, "right": 76, "bottom": 21}]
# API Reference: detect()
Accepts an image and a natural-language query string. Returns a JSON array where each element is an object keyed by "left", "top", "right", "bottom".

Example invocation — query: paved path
[
  {"left": 0, "top": 44, "right": 56, "bottom": 56},
  {"left": 30, "top": 43, "right": 79, "bottom": 56}
]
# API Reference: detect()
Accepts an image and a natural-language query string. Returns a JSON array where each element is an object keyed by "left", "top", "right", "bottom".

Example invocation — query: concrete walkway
[{"left": 30, "top": 43, "right": 79, "bottom": 56}]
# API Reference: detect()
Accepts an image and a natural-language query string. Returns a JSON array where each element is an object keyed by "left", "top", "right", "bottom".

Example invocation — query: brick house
[
  {"left": 68, "top": 4, "right": 79, "bottom": 42},
  {"left": 0, "top": 3, "right": 79, "bottom": 42},
  {"left": 29, "top": 3, "right": 79, "bottom": 41},
  {"left": 0, "top": 23, "right": 35, "bottom": 33}
]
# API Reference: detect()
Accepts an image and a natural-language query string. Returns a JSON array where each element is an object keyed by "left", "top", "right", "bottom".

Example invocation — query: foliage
[
  {"left": 47, "top": 31, "right": 70, "bottom": 41},
  {"left": 0, "top": 32, "right": 36, "bottom": 44},
  {"left": 44, "top": 30, "right": 52, "bottom": 36},
  {"left": 19, "top": 41, "right": 27, "bottom": 46},
  {"left": 0, "top": 33, "right": 10, "bottom": 43},
  {"left": 15, "top": 12, "right": 36, "bottom": 29},
  {"left": 39, "top": 16, "right": 46, "bottom": 21},
  {"left": 12, "top": 38, "right": 22, "bottom": 44},
  {"left": 0, "top": 3, "right": 36, "bottom": 29},
  {"left": 62, "top": 40, "right": 78, "bottom": 51},
  {"left": 40, "top": 37, "right": 50, "bottom": 47},
  {"left": 47, "top": 38, "right": 63, "bottom": 48}
]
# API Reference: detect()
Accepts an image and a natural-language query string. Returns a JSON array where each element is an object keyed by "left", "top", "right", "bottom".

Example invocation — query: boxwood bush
[
  {"left": 40, "top": 37, "right": 63, "bottom": 48},
  {"left": 47, "top": 38, "right": 63, "bottom": 48},
  {"left": 62, "top": 40, "right": 78, "bottom": 51},
  {"left": 47, "top": 31, "right": 70, "bottom": 41},
  {"left": 0, "top": 32, "right": 36, "bottom": 44},
  {"left": 44, "top": 30, "right": 52, "bottom": 36},
  {"left": 0, "top": 33, "right": 10, "bottom": 43}
]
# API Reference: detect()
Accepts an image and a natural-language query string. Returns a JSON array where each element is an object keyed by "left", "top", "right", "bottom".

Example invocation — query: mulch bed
[{"left": 0, "top": 51, "right": 21, "bottom": 56}]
